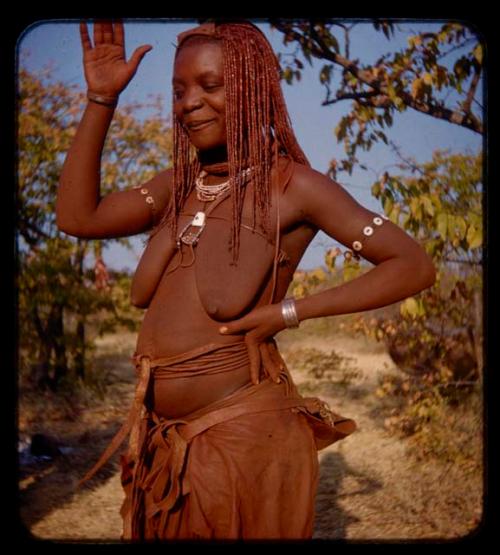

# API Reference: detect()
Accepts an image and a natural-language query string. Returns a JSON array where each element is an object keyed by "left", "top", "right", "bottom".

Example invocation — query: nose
[{"left": 180, "top": 87, "right": 203, "bottom": 113}]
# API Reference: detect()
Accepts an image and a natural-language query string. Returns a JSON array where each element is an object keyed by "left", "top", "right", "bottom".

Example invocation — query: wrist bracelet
[
  {"left": 87, "top": 91, "right": 118, "bottom": 107},
  {"left": 281, "top": 297, "right": 300, "bottom": 329}
]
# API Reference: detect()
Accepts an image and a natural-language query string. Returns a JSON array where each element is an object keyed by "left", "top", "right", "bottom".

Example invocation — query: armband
[
  {"left": 344, "top": 213, "right": 389, "bottom": 260},
  {"left": 133, "top": 185, "right": 157, "bottom": 220}
]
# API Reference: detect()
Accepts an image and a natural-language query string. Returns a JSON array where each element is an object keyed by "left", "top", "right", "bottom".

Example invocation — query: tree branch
[
  {"left": 272, "top": 21, "right": 483, "bottom": 134},
  {"left": 462, "top": 63, "right": 482, "bottom": 117},
  {"left": 322, "top": 90, "right": 380, "bottom": 106}
]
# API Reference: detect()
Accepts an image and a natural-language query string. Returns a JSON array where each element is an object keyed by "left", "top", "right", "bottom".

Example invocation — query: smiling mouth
[{"left": 187, "top": 120, "right": 215, "bottom": 132}]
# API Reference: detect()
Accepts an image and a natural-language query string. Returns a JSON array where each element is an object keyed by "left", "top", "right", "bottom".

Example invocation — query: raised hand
[{"left": 80, "top": 20, "right": 152, "bottom": 98}]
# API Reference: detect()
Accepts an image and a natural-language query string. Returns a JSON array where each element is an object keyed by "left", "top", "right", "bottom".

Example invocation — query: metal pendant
[{"left": 176, "top": 211, "right": 206, "bottom": 247}]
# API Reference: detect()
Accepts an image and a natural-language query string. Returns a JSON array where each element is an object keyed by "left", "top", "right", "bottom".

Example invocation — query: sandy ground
[{"left": 18, "top": 329, "right": 483, "bottom": 542}]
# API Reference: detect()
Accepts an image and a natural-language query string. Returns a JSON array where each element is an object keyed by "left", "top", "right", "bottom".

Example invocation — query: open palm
[{"left": 80, "top": 21, "right": 152, "bottom": 97}]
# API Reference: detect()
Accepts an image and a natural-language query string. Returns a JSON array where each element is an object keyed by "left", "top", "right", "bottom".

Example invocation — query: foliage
[
  {"left": 17, "top": 65, "right": 172, "bottom": 389},
  {"left": 365, "top": 150, "right": 483, "bottom": 448},
  {"left": 285, "top": 147, "right": 483, "bottom": 458},
  {"left": 289, "top": 248, "right": 367, "bottom": 302},
  {"left": 271, "top": 20, "right": 483, "bottom": 176},
  {"left": 370, "top": 149, "right": 482, "bottom": 376},
  {"left": 288, "top": 149, "right": 482, "bottom": 379},
  {"left": 376, "top": 370, "right": 482, "bottom": 465}
]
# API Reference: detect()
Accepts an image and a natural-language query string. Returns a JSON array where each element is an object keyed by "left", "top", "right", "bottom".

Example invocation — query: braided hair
[{"left": 156, "top": 21, "right": 309, "bottom": 264}]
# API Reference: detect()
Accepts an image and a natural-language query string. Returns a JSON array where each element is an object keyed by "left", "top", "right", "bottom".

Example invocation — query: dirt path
[{"left": 19, "top": 331, "right": 482, "bottom": 541}]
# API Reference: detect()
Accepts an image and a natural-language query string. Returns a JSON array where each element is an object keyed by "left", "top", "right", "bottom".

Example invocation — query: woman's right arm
[{"left": 56, "top": 21, "right": 161, "bottom": 239}]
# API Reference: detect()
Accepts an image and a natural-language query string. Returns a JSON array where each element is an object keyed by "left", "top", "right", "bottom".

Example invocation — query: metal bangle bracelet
[
  {"left": 281, "top": 297, "right": 300, "bottom": 329},
  {"left": 87, "top": 91, "right": 118, "bottom": 107}
]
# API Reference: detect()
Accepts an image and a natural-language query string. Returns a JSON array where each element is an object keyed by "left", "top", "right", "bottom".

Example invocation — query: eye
[
  {"left": 173, "top": 88, "right": 184, "bottom": 101},
  {"left": 203, "top": 83, "right": 222, "bottom": 92}
]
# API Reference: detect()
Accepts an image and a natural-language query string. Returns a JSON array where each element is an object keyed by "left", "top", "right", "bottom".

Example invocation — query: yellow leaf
[
  {"left": 324, "top": 248, "right": 339, "bottom": 271},
  {"left": 400, "top": 297, "right": 419, "bottom": 318},
  {"left": 292, "top": 283, "right": 306, "bottom": 298},
  {"left": 437, "top": 213, "right": 448, "bottom": 240},
  {"left": 309, "top": 267, "right": 327, "bottom": 283},
  {"left": 411, "top": 78, "right": 423, "bottom": 100},
  {"left": 423, "top": 72, "right": 433, "bottom": 85},
  {"left": 421, "top": 196, "right": 435, "bottom": 216},
  {"left": 466, "top": 225, "right": 482, "bottom": 249},
  {"left": 473, "top": 44, "right": 483, "bottom": 64}
]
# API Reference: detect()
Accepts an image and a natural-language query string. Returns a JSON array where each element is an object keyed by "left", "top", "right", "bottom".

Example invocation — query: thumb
[{"left": 128, "top": 44, "right": 153, "bottom": 71}]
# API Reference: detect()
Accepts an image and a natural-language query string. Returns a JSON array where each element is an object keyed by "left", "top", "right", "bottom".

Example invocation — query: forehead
[{"left": 173, "top": 42, "right": 223, "bottom": 81}]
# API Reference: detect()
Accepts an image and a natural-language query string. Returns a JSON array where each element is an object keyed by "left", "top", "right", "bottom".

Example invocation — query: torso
[{"left": 135, "top": 158, "right": 318, "bottom": 418}]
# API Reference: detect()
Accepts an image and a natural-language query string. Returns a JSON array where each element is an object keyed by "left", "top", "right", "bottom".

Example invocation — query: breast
[{"left": 194, "top": 217, "right": 276, "bottom": 321}]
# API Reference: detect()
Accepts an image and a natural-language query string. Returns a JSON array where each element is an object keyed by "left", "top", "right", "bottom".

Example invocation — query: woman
[{"left": 56, "top": 20, "right": 435, "bottom": 540}]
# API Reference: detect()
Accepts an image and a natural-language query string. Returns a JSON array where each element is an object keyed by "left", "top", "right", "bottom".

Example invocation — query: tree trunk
[
  {"left": 471, "top": 289, "right": 483, "bottom": 381},
  {"left": 73, "top": 239, "right": 87, "bottom": 380},
  {"left": 31, "top": 304, "right": 53, "bottom": 388},
  {"left": 74, "top": 317, "right": 86, "bottom": 380},
  {"left": 51, "top": 303, "right": 68, "bottom": 387}
]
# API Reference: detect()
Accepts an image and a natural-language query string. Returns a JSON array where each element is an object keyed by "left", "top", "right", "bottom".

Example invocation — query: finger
[
  {"left": 245, "top": 338, "right": 261, "bottom": 385},
  {"left": 101, "top": 21, "right": 114, "bottom": 44},
  {"left": 128, "top": 45, "right": 153, "bottom": 72},
  {"left": 114, "top": 20, "right": 125, "bottom": 48},
  {"left": 260, "top": 343, "right": 281, "bottom": 383},
  {"left": 266, "top": 341, "right": 287, "bottom": 380},
  {"left": 80, "top": 22, "right": 92, "bottom": 51},
  {"left": 93, "top": 20, "right": 104, "bottom": 44},
  {"left": 268, "top": 340, "right": 287, "bottom": 370}
]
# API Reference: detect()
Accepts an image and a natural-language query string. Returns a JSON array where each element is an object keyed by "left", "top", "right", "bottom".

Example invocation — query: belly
[
  {"left": 152, "top": 364, "right": 252, "bottom": 419},
  {"left": 136, "top": 258, "right": 259, "bottom": 418}
]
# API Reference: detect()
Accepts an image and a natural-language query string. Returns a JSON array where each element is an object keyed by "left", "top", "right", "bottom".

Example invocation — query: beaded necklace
[{"left": 178, "top": 164, "right": 252, "bottom": 247}]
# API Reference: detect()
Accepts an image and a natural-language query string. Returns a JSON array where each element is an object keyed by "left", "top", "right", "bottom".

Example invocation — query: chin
[{"left": 192, "top": 139, "right": 227, "bottom": 152}]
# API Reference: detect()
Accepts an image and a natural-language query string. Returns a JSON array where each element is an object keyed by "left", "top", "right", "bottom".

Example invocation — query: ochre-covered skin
[{"left": 57, "top": 21, "right": 435, "bottom": 539}]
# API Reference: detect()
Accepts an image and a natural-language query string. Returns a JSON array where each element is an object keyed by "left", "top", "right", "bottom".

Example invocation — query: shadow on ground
[{"left": 313, "top": 451, "right": 383, "bottom": 539}]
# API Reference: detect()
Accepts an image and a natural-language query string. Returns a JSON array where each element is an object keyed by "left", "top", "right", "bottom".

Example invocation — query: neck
[{"left": 198, "top": 146, "right": 228, "bottom": 174}]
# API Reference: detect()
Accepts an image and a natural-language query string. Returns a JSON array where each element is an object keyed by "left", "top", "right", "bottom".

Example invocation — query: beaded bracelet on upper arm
[{"left": 344, "top": 213, "right": 389, "bottom": 260}]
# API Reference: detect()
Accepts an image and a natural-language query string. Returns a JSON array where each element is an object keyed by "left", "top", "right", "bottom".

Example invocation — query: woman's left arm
[
  {"left": 289, "top": 164, "right": 436, "bottom": 321},
  {"left": 219, "top": 164, "right": 436, "bottom": 384}
]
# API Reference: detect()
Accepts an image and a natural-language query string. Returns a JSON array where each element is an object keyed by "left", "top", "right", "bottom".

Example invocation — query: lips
[{"left": 186, "top": 119, "right": 215, "bottom": 131}]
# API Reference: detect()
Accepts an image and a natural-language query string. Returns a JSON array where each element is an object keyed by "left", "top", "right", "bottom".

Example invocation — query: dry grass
[{"left": 18, "top": 324, "right": 484, "bottom": 541}]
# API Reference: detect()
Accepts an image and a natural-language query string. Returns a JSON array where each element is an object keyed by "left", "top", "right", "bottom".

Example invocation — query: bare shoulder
[
  {"left": 142, "top": 167, "right": 174, "bottom": 195},
  {"left": 285, "top": 161, "right": 355, "bottom": 222},
  {"left": 284, "top": 159, "right": 432, "bottom": 268}
]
